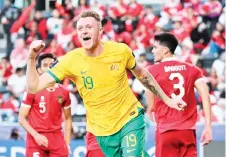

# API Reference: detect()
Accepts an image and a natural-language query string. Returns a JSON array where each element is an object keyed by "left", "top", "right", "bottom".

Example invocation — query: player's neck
[
  {"left": 46, "top": 85, "right": 56, "bottom": 92},
  {"left": 84, "top": 42, "right": 104, "bottom": 57},
  {"left": 162, "top": 55, "right": 176, "bottom": 62}
]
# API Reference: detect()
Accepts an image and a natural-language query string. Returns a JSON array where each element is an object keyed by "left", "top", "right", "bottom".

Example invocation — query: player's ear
[
  {"left": 37, "top": 67, "right": 42, "bottom": 74},
  {"left": 164, "top": 47, "right": 169, "bottom": 54},
  {"left": 99, "top": 27, "right": 103, "bottom": 34}
]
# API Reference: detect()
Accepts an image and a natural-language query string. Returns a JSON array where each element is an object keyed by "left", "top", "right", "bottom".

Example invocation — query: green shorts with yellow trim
[{"left": 96, "top": 108, "right": 150, "bottom": 157}]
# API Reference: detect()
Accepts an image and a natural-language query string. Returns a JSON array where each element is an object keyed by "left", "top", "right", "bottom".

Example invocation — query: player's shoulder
[
  {"left": 56, "top": 84, "right": 68, "bottom": 91},
  {"left": 58, "top": 48, "right": 84, "bottom": 63},
  {"left": 147, "top": 62, "right": 162, "bottom": 71},
  {"left": 65, "top": 48, "right": 84, "bottom": 57},
  {"left": 104, "top": 41, "right": 129, "bottom": 51}
]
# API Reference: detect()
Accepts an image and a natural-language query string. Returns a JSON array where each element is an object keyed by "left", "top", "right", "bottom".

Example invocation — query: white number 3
[{"left": 169, "top": 73, "right": 185, "bottom": 99}]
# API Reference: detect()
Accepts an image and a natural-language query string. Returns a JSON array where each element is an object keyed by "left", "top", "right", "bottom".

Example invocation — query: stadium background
[{"left": 0, "top": 0, "right": 225, "bottom": 156}]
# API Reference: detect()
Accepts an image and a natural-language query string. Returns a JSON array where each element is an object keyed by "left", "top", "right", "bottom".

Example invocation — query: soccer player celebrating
[
  {"left": 19, "top": 53, "right": 72, "bottom": 157},
  {"left": 146, "top": 33, "right": 212, "bottom": 157},
  {"left": 26, "top": 11, "right": 186, "bottom": 157}
]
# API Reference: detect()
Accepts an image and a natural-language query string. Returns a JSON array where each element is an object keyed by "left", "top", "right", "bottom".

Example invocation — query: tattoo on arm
[{"left": 138, "top": 71, "right": 167, "bottom": 102}]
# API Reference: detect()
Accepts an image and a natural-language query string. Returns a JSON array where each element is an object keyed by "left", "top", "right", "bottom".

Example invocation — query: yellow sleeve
[
  {"left": 124, "top": 44, "right": 136, "bottom": 70},
  {"left": 47, "top": 55, "right": 70, "bottom": 83}
]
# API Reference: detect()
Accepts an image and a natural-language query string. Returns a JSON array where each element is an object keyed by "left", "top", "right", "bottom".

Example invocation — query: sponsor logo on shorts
[{"left": 127, "top": 148, "right": 136, "bottom": 153}]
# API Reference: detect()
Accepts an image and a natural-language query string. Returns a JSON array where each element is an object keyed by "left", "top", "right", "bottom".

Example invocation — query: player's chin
[
  {"left": 154, "top": 58, "right": 159, "bottom": 63},
  {"left": 82, "top": 42, "right": 93, "bottom": 49}
]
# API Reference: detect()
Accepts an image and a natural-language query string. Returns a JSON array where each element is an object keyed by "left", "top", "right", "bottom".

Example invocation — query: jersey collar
[{"left": 162, "top": 57, "right": 177, "bottom": 62}]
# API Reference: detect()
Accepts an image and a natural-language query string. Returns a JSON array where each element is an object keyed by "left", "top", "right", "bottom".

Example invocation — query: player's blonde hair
[{"left": 78, "top": 10, "right": 102, "bottom": 22}]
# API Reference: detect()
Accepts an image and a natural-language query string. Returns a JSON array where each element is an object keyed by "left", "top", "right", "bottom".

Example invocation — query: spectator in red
[
  {"left": 91, "top": 0, "right": 107, "bottom": 18},
  {"left": 43, "top": 39, "right": 65, "bottom": 57},
  {"left": 171, "top": 19, "right": 190, "bottom": 43},
  {"left": 199, "top": 0, "right": 222, "bottom": 18},
  {"left": 0, "top": 57, "right": 13, "bottom": 85},
  {"left": 134, "top": 24, "right": 151, "bottom": 49},
  {"left": 138, "top": 6, "right": 159, "bottom": 30},
  {"left": 127, "top": 0, "right": 143, "bottom": 18},
  {"left": 32, "top": 11, "right": 48, "bottom": 39},
  {"left": 10, "top": 38, "right": 28, "bottom": 69},
  {"left": 183, "top": 0, "right": 201, "bottom": 14},
  {"left": 26, "top": 21, "right": 42, "bottom": 45},
  {"left": 108, "top": 0, "right": 128, "bottom": 19},
  {"left": 114, "top": 31, "right": 132, "bottom": 46},
  {"left": 198, "top": 0, "right": 222, "bottom": 32},
  {"left": 10, "top": 1, "right": 36, "bottom": 42},
  {"left": 74, "top": 0, "right": 90, "bottom": 16},
  {"left": 125, "top": 0, "right": 144, "bottom": 32},
  {"left": 56, "top": 17, "right": 74, "bottom": 50},
  {"left": 182, "top": 7, "right": 199, "bottom": 32},
  {"left": 0, "top": 92, "right": 19, "bottom": 112},
  {"left": 162, "top": 0, "right": 183, "bottom": 17}
]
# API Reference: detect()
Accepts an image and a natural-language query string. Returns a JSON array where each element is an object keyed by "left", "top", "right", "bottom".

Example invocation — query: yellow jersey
[{"left": 48, "top": 41, "right": 143, "bottom": 136}]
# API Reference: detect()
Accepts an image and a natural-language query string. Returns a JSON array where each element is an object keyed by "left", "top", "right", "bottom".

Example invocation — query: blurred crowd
[{"left": 0, "top": 0, "right": 225, "bottom": 135}]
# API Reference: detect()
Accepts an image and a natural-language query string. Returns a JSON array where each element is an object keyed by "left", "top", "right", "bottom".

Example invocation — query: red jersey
[
  {"left": 147, "top": 58, "right": 204, "bottom": 133},
  {"left": 21, "top": 84, "right": 71, "bottom": 133},
  {"left": 85, "top": 132, "right": 101, "bottom": 151}
]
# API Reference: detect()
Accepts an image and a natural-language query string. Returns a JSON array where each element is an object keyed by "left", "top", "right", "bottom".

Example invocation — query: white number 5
[
  {"left": 169, "top": 73, "right": 185, "bottom": 99},
  {"left": 33, "top": 152, "right": 40, "bottom": 157},
  {"left": 39, "top": 96, "right": 46, "bottom": 113},
  {"left": 39, "top": 102, "right": 46, "bottom": 113}
]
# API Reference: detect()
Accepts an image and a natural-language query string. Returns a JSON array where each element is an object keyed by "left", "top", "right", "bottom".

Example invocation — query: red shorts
[
  {"left": 26, "top": 132, "right": 68, "bottom": 157},
  {"left": 85, "top": 132, "right": 105, "bottom": 157},
  {"left": 155, "top": 129, "right": 197, "bottom": 157},
  {"left": 86, "top": 149, "right": 105, "bottom": 157}
]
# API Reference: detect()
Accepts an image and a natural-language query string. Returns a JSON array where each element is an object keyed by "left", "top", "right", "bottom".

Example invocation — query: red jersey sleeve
[
  {"left": 63, "top": 90, "right": 71, "bottom": 109},
  {"left": 21, "top": 91, "right": 35, "bottom": 108},
  {"left": 147, "top": 65, "right": 158, "bottom": 77},
  {"left": 193, "top": 66, "right": 205, "bottom": 84}
]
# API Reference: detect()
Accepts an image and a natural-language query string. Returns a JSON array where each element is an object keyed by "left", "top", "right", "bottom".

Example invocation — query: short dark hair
[
  {"left": 154, "top": 33, "right": 178, "bottom": 54},
  {"left": 37, "top": 53, "right": 56, "bottom": 68},
  {"left": 1, "top": 57, "right": 9, "bottom": 61},
  {"left": 15, "top": 67, "right": 23, "bottom": 73}
]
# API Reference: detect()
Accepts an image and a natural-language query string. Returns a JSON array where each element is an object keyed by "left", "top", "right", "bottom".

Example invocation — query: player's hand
[
  {"left": 166, "top": 98, "right": 187, "bottom": 111},
  {"left": 68, "top": 145, "right": 72, "bottom": 154},
  {"left": 28, "top": 40, "right": 45, "bottom": 59},
  {"left": 200, "top": 125, "right": 212, "bottom": 146},
  {"left": 33, "top": 133, "right": 48, "bottom": 147}
]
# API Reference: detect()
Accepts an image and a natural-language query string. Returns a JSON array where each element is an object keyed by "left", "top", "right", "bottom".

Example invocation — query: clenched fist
[{"left": 28, "top": 40, "right": 45, "bottom": 59}]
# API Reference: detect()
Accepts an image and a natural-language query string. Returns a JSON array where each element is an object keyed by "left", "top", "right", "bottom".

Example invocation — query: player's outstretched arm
[
  {"left": 195, "top": 79, "right": 212, "bottom": 145},
  {"left": 26, "top": 40, "right": 56, "bottom": 94},
  {"left": 131, "top": 62, "right": 186, "bottom": 111},
  {"left": 18, "top": 105, "right": 48, "bottom": 147}
]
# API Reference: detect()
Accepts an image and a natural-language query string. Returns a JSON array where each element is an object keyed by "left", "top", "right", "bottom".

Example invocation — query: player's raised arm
[{"left": 26, "top": 40, "right": 56, "bottom": 93}]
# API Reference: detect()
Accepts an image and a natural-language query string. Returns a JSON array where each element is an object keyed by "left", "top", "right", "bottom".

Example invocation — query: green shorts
[{"left": 96, "top": 109, "right": 150, "bottom": 157}]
